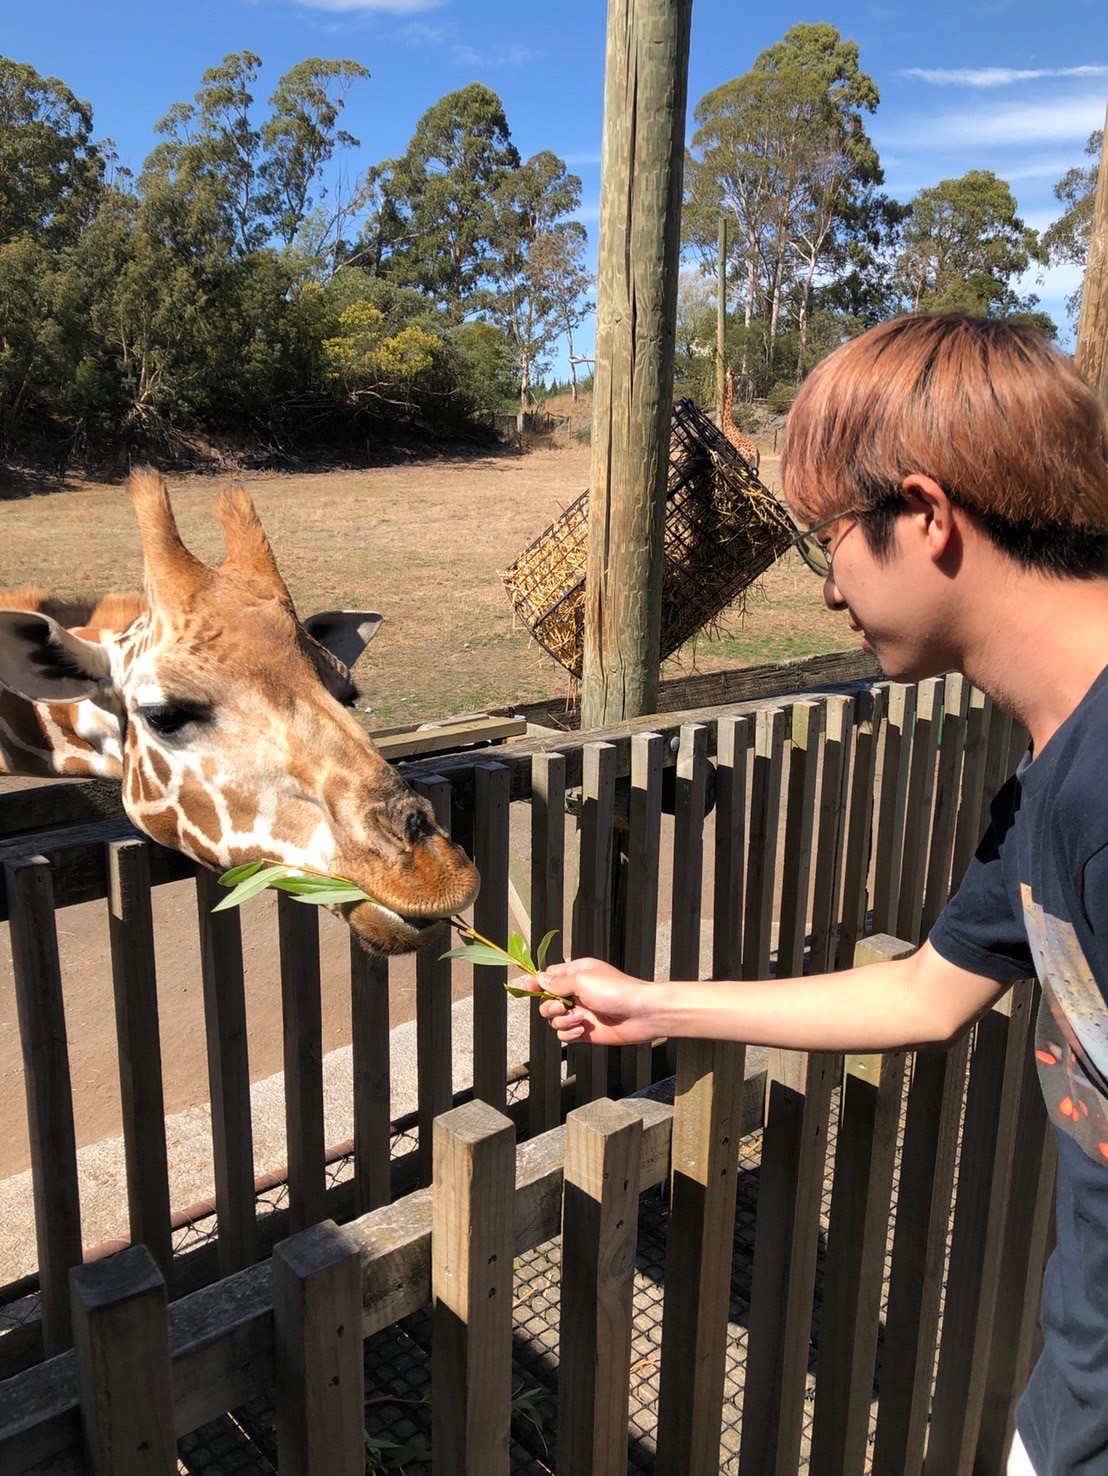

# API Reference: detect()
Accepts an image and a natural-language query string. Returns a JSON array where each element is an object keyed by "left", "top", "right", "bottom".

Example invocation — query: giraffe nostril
[{"left": 405, "top": 807, "right": 435, "bottom": 845}]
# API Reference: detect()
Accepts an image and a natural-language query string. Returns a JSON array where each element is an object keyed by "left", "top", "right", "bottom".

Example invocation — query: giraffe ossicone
[{"left": 0, "top": 469, "right": 480, "bottom": 955}]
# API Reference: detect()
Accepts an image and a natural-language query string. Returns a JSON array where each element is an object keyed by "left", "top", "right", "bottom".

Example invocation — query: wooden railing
[{"left": 0, "top": 671, "right": 1054, "bottom": 1473}]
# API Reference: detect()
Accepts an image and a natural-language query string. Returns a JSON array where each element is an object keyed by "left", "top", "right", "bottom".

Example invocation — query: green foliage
[
  {"left": 214, "top": 860, "right": 376, "bottom": 911},
  {"left": 1042, "top": 129, "right": 1102, "bottom": 323}
]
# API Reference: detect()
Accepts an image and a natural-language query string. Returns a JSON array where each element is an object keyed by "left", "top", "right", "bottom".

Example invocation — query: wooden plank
[
  {"left": 668, "top": 724, "right": 708, "bottom": 986},
  {"left": 431, "top": 1101, "right": 515, "bottom": 1476},
  {"left": 621, "top": 733, "right": 663, "bottom": 1093},
  {"left": 837, "top": 686, "right": 886, "bottom": 968},
  {"left": 350, "top": 942, "right": 392, "bottom": 1214},
  {"left": 924, "top": 981, "right": 1037, "bottom": 1476},
  {"left": 0, "top": 1096, "right": 677, "bottom": 1472},
  {"left": 571, "top": 742, "right": 616, "bottom": 1103},
  {"left": 895, "top": 676, "right": 941, "bottom": 945},
  {"left": 107, "top": 840, "right": 173, "bottom": 1286},
  {"left": 273, "top": 1220, "right": 366, "bottom": 1476},
  {"left": 810, "top": 935, "right": 914, "bottom": 1476},
  {"left": 777, "top": 701, "right": 824, "bottom": 979},
  {"left": 742, "top": 706, "right": 786, "bottom": 981},
  {"left": 950, "top": 685, "right": 992, "bottom": 889},
  {"left": 976, "top": 998, "right": 1057, "bottom": 1472},
  {"left": 194, "top": 867, "right": 258, "bottom": 1274},
  {"left": 920, "top": 673, "right": 969, "bottom": 937},
  {"left": 872, "top": 683, "right": 916, "bottom": 935},
  {"left": 655, "top": 1037, "right": 746, "bottom": 1476},
  {"left": 712, "top": 714, "right": 749, "bottom": 982},
  {"left": 6, "top": 855, "right": 83, "bottom": 1355},
  {"left": 528, "top": 753, "right": 566, "bottom": 1134},
  {"left": 808, "top": 696, "right": 854, "bottom": 975},
  {"left": 412, "top": 776, "right": 455, "bottom": 1186},
  {"left": 741, "top": 1043, "right": 837, "bottom": 1475},
  {"left": 277, "top": 893, "right": 327, "bottom": 1233},
  {"left": 0, "top": 777, "right": 124, "bottom": 837},
  {"left": 373, "top": 717, "right": 526, "bottom": 760},
  {"left": 473, "top": 764, "right": 510, "bottom": 1111},
  {"left": 0, "top": 819, "right": 192, "bottom": 920},
  {"left": 70, "top": 1246, "right": 176, "bottom": 1475},
  {"left": 870, "top": 1033, "right": 971, "bottom": 1476},
  {"left": 557, "top": 1099, "right": 642, "bottom": 1476}
]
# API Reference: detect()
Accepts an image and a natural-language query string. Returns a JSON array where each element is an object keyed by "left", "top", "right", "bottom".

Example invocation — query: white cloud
[
  {"left": 883, "top": 93, "right": 1106, "bottom": 149},
  {"left": 296, "top": 0, "right": 447, "bottom": 14},
  {"left": 900, "top": 65, "right": 1108, "bottom": 88},
  {"left": 450, "top": 42, "right": 535, "bottom": 68}
]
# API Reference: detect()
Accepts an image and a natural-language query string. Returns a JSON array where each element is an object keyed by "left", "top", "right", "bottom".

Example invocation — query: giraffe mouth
[{"left": 341, "top": 895, "right": 454, "bottom": 955}]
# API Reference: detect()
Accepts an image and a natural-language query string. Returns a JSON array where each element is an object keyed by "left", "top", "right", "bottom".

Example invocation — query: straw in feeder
[{"left": 502, "top": 398, "right": 796, "bottom": 679}]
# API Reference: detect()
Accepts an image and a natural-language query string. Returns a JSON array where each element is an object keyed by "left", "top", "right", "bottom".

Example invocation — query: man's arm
[{"left": 530, "top": 940, "right": 1010, "bottom": 1053}]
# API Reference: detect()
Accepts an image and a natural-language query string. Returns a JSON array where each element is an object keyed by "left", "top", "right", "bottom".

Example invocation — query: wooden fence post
[
  {"left": 431, "top": 1100, "right": 516, "bottom": 1476},
  {"left": 273, "top": 1218, "right": 366, "bottom": 1476},
  {"left": 6, "top": 854, "right": 82, "bottom": 1354},
  {"left": 108, "top": 839, "right": 173, "bottom": 1287},
  {"left": 810, "top": 934, "right": 914, "bottom": 1476},
  {"left": 473, "top": 763, "right": 510, "bottom": 1111},
  {"left": 413, "top": 775, "right": 455, "bottom": 1185},
  {"left": 1075, "top": 100, "right": 1108, "bottom": 408},
  {"left": 558, "top": 1098, "right": 642, "bottom": 1476},
  {"left": 277, "top": 893, "right": 327, "bottom": 1232},
  {"left": 70, "top": 1245, "right": 176, "bottom": 1474},
  {"left": 351, "top": 941, "right": 392, "bottom": 1214},
  {"left": 529, "top": 752, "right": 567, "bottom": 1133}
]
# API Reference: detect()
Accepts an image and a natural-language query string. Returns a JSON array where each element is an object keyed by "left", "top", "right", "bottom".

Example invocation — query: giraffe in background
[
  {"left": 721, "top": 366, "right": 761, "bottom": 474},
  {"left": 0, "top": 470, "right": 479, "bottom": 954}
]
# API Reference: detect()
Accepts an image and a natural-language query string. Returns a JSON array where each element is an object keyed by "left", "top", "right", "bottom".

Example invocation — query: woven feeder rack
[{"left": 502, "top": 397, "right": 797, "bottom": 679}]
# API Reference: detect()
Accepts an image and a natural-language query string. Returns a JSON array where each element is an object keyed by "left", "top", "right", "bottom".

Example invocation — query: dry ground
[
  {"left": 0, "top": 434, "right": 853, "bottom": 1189},
  {"left": 0, "top": 437, "right": 848, "bottom": 729}
]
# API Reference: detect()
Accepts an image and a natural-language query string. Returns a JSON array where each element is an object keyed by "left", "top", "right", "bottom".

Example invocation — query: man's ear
[
  {"left": 900, "top": 475, "right": 956, "bottom": 556},
  {"left": 302, "top": 611, "right": 384, "bottom": 669},
  {"left": 0, "top": 610, "right": 113, "bottom": 703}
]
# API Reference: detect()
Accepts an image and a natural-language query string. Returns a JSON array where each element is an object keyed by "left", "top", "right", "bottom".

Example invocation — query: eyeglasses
[{"left": 782, "top": 508, "right": 859, "bottom": 576}]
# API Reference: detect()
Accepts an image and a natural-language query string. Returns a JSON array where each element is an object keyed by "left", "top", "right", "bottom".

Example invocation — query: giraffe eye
[{"left": 138, "top": 703, "right": 208, "bottom": 736}]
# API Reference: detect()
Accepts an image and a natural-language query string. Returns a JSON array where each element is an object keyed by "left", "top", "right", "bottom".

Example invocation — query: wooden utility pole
[
  {"left": 717, "top": 215, "right": 728, "bottom": 420},
  {"left": 1075, "top": 102, "right": 1108, "bottom": 408},
  {"left": 581, "top": 0, "right": 694, "bottom": 730}
]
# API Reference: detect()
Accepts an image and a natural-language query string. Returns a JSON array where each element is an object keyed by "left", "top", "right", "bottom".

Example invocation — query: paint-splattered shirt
[{"left": 931, "top": 664, "right": 1108, "bottom": 1476}]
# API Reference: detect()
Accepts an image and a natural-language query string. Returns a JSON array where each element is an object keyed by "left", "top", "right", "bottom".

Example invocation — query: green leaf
[
  {"left": 288, "top": 886, "right": 376, "bottom": 906},
  {"left": 505, "top": 983, "right": 573, "bottom": 1007},
  {"left": 440, "top": 940, "right": 514, "bottom": 969},
  {"left": 507, "top": 931, "right": 535, "bottom": 973},
  {"left": 211, "top": 865, "right": 295, "bottom": 911},
  {"left": 218, "top": 860, "right": 267, "bottom": 887},
  {"left": 535, "top": 929, "right": 559, "bottom": 971}
]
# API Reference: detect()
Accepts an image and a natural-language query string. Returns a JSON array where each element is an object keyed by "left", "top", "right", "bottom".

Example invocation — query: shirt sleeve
[{"left": 928, "top": 778, "right": 1035, "bottom": 983}]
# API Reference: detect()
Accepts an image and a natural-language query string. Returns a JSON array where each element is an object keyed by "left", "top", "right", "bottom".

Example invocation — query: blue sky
[{"left": 4, "top": 0, "right": 1106, "bottom": 370}]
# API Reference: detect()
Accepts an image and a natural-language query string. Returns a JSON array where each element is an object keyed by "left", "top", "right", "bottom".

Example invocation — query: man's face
[{"left": 801, "top": 502, "right": 959, "bottom": 684}]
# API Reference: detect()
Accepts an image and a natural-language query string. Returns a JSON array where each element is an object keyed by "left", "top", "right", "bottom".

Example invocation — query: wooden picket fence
[{"left": 0, "top": 671, "right": 1056, "bottom": 1473}]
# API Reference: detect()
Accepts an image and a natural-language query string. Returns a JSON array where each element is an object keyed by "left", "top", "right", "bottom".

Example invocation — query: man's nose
[{"left": 823, "top": 571, "right": 847, "bottom": 611}]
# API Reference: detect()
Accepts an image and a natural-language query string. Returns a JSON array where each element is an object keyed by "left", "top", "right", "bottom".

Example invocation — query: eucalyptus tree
[
  {"left": 1043, "top": 129, "right": 1103, "bottom": 323},
  {"left": 484, "top": 150, "right": 585, "bottom": 408},
  {"left": 684, "top": 22, "right": 886, "bottom": 386},
  {"left": 896, "top": 170, "right": 1045, "bottom": 320},
  {"left": 368, "top": 83, "right": 521, "bottom": 322}
]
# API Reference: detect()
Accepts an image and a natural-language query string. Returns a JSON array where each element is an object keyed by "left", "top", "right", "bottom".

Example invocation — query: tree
[
  {"left": 485, "top": 151, "right": 585, "bottom": 408},
  {"left": 531, "top": 221, "right": 593, "bottom": 401},
  {"left": 370, "top": 84, "right": 521, "bottom": 322},
  {"left": 1042, "top": 129, "right": 1103, "bottom": 324},
  {"left": 896, "top": 170, "right": 1046, "bottom": 321},
  {"left": 260, "top": 58, "right": 370, "bottom": 247},
  {"left": 0, "top": 57, "right": 102, "bottom": 248},
  {"left": 684, "top": 23, "right": 888, "bottom": 386}
]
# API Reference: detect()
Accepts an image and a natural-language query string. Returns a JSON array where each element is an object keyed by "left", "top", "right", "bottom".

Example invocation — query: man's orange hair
[{"left": 781, "top": 315, "right": 1108, "bottom": 535}]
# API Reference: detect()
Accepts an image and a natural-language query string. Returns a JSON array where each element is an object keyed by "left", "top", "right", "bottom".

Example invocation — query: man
[{"left": 529, "top": 315, "right": 1108, "bottom": 1475}]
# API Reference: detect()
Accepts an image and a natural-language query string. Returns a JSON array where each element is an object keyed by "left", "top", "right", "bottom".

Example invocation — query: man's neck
[{"left": 960, "top": 566, "right": 1108, "bottom": 755}]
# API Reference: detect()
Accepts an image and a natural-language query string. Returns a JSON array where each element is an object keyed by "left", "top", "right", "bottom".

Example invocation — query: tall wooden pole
[
  {"left": 581, "top": 0, "right": 694, "bottom": 730},
  {"left": 717, "top": 215, "right": 728, "bottom": 420},
  {"left": 1075, "top": 103, "right": 1108, "bottom": 409}
]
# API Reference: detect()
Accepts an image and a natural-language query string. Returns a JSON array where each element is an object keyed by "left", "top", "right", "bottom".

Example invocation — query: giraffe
[
  {"left": 721, "top": 366, "right": 761, "bottom": 474},
  {"left": 0, "top": 470, "right": 480, "bottom": 955}
]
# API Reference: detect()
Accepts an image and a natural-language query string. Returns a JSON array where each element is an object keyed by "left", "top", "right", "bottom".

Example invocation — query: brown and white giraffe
[
  {"left": 0, "top": 470, "right": 480, "bottom": 954},
  {"left": 721, "top": 366, "right": 761, "bottom": 474}
]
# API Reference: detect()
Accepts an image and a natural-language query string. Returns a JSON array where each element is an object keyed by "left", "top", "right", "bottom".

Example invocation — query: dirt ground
[{"left": 0, "top": 433, "right": 850, "bottom": 1183}]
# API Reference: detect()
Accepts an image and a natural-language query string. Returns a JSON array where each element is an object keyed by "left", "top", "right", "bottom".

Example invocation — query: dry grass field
[{"left": 0, "top": 435, "right": 851, "bottom": 727}]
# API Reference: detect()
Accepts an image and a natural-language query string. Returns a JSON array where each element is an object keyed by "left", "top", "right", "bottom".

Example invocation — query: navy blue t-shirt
[{"left": 930, "top": 666, "right": 1108, "bottom": 1475}]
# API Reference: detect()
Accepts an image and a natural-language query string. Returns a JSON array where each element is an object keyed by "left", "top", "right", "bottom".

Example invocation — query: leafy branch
[
  {"left": 442, "top": 922, "right": 573, "bottom": 1007},
  {"left": 213, "top": 858, "right": 375, "bottom": 912}
]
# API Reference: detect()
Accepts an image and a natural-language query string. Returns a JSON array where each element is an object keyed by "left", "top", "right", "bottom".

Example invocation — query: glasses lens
[{"left": 795, "top": 533, "right": 831, "bottom": 576}]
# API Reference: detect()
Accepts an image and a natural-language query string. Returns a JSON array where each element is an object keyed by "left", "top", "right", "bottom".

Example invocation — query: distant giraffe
[
  {"left": 721, "top": 366, "right": 761, "bottom": 474},
  {"left": 0, "top": 470, "right": 479, "bottom": 954}
]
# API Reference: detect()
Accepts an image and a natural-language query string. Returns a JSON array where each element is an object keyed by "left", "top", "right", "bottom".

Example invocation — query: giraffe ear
[
  {"left": 302, "top": 611, "right": 384, "bottom": 669},
  {"left": 0, "top": 610, "right": 113, "bottom": 703}
]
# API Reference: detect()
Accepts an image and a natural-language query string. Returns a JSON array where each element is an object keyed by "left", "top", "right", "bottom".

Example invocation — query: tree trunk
[{"left": 1076, "top": 103, "right": 1108, "bottom": 410}]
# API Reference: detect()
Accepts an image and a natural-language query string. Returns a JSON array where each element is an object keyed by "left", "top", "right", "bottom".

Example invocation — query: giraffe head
[{"left": 0, "top": 471, "right": 480, "bottom": 954}]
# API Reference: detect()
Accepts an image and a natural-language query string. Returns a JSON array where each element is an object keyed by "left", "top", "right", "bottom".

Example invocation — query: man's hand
[{"left": 524, "top": 957, "right": 659, "bottom": 1047}]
